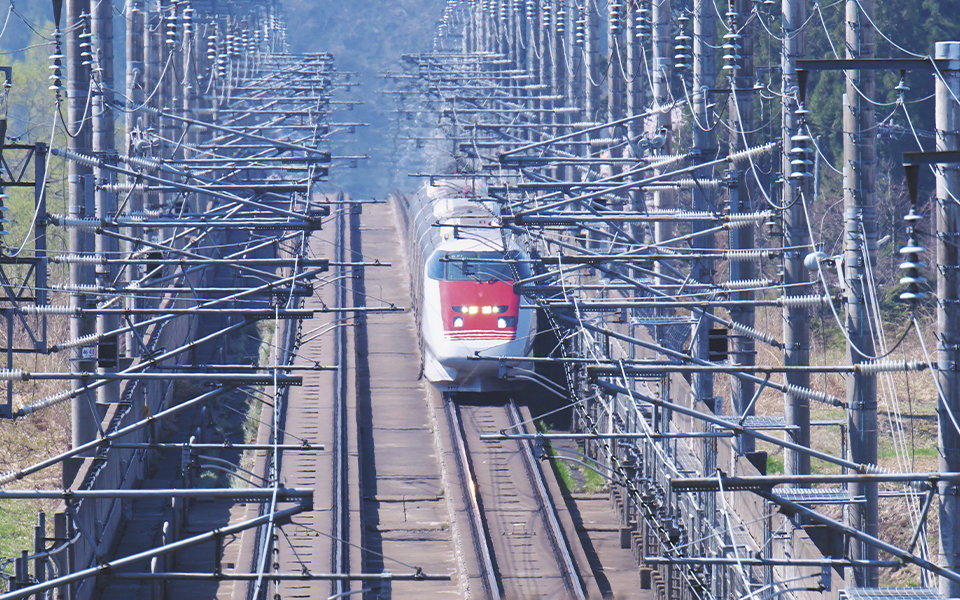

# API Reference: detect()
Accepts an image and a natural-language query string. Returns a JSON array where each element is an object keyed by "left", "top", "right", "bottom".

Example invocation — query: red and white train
[{"left": 398, "top": 179, "right": 536, "bottom": 392}]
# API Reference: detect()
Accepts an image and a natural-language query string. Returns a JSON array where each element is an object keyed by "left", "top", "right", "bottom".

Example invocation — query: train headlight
[
  {"left": 497, "top": 316, "right": 516, "bottom": 328},
  {"left": 453, "top": 317, "right": 464, "bottom": 328},
  {"left": 467, "top": 306, "right": 479, "bottom": 315}
]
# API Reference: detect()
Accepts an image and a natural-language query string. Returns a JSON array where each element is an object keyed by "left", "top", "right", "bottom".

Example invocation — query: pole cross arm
[
  {"left": 797, "top": 58, "right": 947, "bottom": 72},
  {"left": 903, "top": 150, "right": 960, "bottom": 165}
]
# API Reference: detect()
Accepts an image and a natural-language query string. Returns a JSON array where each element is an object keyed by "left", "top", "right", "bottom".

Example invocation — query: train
[{"left": 396, "top": 179, "right": 536, "bottom": 392}]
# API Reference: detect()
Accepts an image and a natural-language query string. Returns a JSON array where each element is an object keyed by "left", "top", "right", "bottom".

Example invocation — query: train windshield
[{"left": 428, "top": 251, "right": 530, "bottom": 282}]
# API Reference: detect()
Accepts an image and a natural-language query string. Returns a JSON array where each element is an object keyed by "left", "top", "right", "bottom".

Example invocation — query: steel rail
[
  {"left": 331, "top": 190, "right": 350, "bottom": 597},
  {"left": 445, "top": 398, "right": 502, "bottom": 600},
  {"left": 507, "top": 400, "right": 587, "bottom": 600}
]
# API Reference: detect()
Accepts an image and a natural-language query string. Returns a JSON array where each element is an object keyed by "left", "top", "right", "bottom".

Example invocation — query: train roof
[{"left": 419, "top": 179, "right": 499, "bottom": 221}]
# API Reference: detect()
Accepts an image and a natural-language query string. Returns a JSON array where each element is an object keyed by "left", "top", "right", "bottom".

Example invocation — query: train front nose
[{"left": 440, "top": 280, "right": 519, "bottom": 341}]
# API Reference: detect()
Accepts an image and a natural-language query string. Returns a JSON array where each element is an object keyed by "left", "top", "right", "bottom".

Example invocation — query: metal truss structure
[{"left": 386, "top": 1, "right": 960, "bottom": 599}]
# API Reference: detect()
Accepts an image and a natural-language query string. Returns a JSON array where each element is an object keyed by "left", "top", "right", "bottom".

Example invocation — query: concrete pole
[
  {"left": 727, "top": 0, "right": 756, "bottom": 452},
  {"left": 504, "top": 0, "right": 521, "bottom": 63},
  {"left": 844, "top": 0, "right": 878, "bottom": 586},
  {"left": 539, "top": 1, "right": 553, "bottom": 105},
  {"left": 67, "top": 0, "right": 97, "bottom": 450},
  {"left": 160, "top": 1, "right": 178, "bottom": 165},
  {"left": 145, "top": 0, "right": 164, "bottom": 223},
  {"left": 515, "top": 0, "right": 527, "bottom": 69},
  {"left": 489, "top": 0, "right": 497, "bottom": 53},
  {"left": 691, "top": 0, "right": 715, "bottom": 408},
  {"left": 486, "top": 0, "right": 495, "bottom": 53},
  {"left": 607, "top": 1, "right": 624, "bottom": 124},
  {"left": 92, "top": 0, "right": 120, "bottom": 407},
  {"left": 584, "top": 0, "right": 601, "bottom": 124},
  {"left": 553, "top": 0, "right": 565, "bottom": 105},
  {"left": 781, "top": 0, "right": 811, "bottom": 477},
  {"left": 533, "top": 0, "right": 545, "bottom": 95},
  {"left": 651, "top": 0, "right": 672, "bottom": 278},
  {"left": 477, "top": 0, "right": 487, "bottom": 53},
  {"left": 625, "top": 0, "right": 644, "bottom": 249},
  {"left": 553, "top": 0, "right": 567, "bottom": 181},
  {"left": 124, "top": 0, "right": 143, "bottom": 186},
  {"left": 570, "top": 2, "right": 584, "bottom": 122},
  {"left": 625, "top": 0, "right": 642, "bottom": 139},
  {"left": 936, "top": 39, "right": 960, "bottom": 600},
  {"left": 182, "top": 8, "right": 198, "bottom": 156},
  {"left": 464, "top": 4, "right": 474, "bottom": 53},
  {"left": 123, "top": 0, "right": 145, "bottom": 467},
  {"left": 492, "top": 0, "right": 503, "bottom": 56}
]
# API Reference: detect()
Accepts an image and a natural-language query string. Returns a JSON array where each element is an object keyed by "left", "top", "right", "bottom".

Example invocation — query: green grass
[
  {"left": 877, "top": 437, "right": 939, "bottom": 460},
  {"left": 537, "top": 421, "right": 608, "bottom": 494},
  {"left": 766, "top": 453, "right": 785, "bottom": 474},
  {"left": 0, "top": 501, "right": 43, "bottom": 576},
  {"left": 580, "top": 461, "right": 608, "bottom": 493},
  {"left": 554, "top": 456, "right": 577, "bottom": 491}
]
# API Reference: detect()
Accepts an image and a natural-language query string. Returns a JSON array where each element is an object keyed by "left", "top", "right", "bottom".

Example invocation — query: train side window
[{"left": 427, "top": 254, "right": 444, "bottom": 279}]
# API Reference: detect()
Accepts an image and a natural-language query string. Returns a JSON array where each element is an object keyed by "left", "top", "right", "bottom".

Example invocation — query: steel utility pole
[
  {"left": 464, "top": 2, "right": 475, "bottom": 52},
  {"left": 552, "top": 0, "right": 566, "bottom": 182},
  {"left": 583, "top": 0, "right": 601, "bottom": 125},
  {"left": 552, "top": 0, "right": 565, "bottom": 105},
  {"left": 533, "top": 0, "right": 545, "bottom": 117},
  {"left": 569, "top": 1, "right": 584, "bottom": 127},
  {"left": 143, "top": 0, "right": 161, "bottom": 214},
  {"left": 936, "top": 39, "right": 960, "bottom": 600},
  {"left": 477, "top": 0, "right": 487, "bottom": 53},
  {"left": 494, "top": 0, "right": 505, "bottom": 56},
  {"left": 625, "top": 1, "right": 644, "bottom": 250},
  {"left": 781, "top": 0, "right": 811, "bottom": 476},
  {"left": 691, "top": 0, "right": 715, "bottom": 408},
  {"left": 607, "top": 1, "right": 623, "bottom": 125},
  {"left": 93, "top": 0, "right": 120, "bottom": 407},
  {"left": 625, "top": 1, "right": 642, "bottom": 139},
  {"left": 537, "top": 0, "right": 551, "bottom": 133},
  {"left": 67, "top": 0, "right": 97, "bottom": 452},
  {"left": 651, "top": 0, "right": 672, "bottom": 281},
  {"left": 523, "top": 0, "right": 536, "bottom": 108},
  {"left": 604, "top": 0, "right": 623, "bottom": 194},
  {"left": 728, "top": 0, "right": 756, "bottom": 452},
  {"left": 124, "top": 0, "right": 144, "bottom": 367},
  {"left": 515, "top": 0, "right": 527, "bottom": 70},
  {"left": 844, "top": 0, "right": 878, "bottom": 586}
]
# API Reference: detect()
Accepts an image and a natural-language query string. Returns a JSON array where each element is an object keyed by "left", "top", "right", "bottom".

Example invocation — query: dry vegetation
[
  {"left": 0, "top": 314, "right": 72, "bottom": 574},
  {"left": 739, "top": 294, "right": 941, "bottom": 587}
]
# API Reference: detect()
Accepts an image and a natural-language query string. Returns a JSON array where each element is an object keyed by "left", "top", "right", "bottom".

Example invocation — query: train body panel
[{"left": 397, "top": 180, "right": 535, "bottom": 392}]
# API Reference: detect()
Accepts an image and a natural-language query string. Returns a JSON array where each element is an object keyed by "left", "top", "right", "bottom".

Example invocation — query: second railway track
[{"left": 448, "top": 395, "right": 589, "bottom": 600}]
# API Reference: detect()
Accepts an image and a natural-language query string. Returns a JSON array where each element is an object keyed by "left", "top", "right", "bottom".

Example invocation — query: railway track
[
  {"left": 254, "top": 195, "right": 357, "bottom": 600},
  {"left": 267, "top": 198, "right": 462, "bottom": 600},
  {"left": 331, "top": 193, "right": 351, "bottom": 597},
  {"left": 447, "top": 395, "right": 588, "bottom": 600}
]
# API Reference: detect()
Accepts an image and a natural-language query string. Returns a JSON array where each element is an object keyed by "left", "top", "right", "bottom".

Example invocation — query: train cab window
[{"left": 431, "top": 251, "right": 530, "bottom": 282}]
